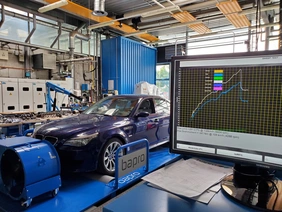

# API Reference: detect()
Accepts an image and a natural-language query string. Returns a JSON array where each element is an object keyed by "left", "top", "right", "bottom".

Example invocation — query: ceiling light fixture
[
  {"left": 172, "top": 11, "right": 211, "bottom": 34},
  {"left": 124, "top": 30, "right": 148, "bottom": 37},
  {"left": 92, "top": 0, "right": 108, "bottom": 16},
  {"left": 216, "top": 0, "right": 251, "bottom": 28},
  {"left": 88, "top": 20, "right": 116, "bottom": 30},
  {"left": 38, "top": 0, "right": 68, "bottom": 13}
]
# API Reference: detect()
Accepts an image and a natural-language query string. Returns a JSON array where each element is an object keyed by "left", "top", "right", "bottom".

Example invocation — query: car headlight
[{"left": 63, "top": 132, "right": 99, "bottom": 147}]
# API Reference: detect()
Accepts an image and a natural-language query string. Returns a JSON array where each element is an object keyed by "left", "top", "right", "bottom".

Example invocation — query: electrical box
[
  {"left": 18, "top": 54, "right": 24, "bottom": 62},
  {"left": 0, "top": 50, "right": 9, "bottom": 60},
  {"left": 1, "top": 78, "right": 19, "bottom": 112},
  {"left": 58, "top": 81, "right": 69, "bottom": 107},
  {"left": 18, "top": 79, "right": 33, "bottom": 112},
  {"left": 32, "top": 53, "right": 56, "bottom": 70},
  {"left": 31, "top": 79, "right": 46, "bottom": 112}
]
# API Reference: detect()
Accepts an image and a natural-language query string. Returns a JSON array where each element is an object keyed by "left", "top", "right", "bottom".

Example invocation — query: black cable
[
  {"left": 247, "top": 183, "right": 258, "bottom": 204},
  {"left": 268, "top": 179, "right": 279, "bottom": 211}
]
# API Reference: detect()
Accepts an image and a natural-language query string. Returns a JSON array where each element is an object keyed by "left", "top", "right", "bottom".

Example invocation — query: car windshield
[{"left": 83, "top": 97, "right": 139, "bottom": 117}]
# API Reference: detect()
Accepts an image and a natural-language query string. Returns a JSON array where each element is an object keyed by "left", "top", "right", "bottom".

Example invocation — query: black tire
[{"left": 98, "top": 138, "right": 124, "bottom": 176}]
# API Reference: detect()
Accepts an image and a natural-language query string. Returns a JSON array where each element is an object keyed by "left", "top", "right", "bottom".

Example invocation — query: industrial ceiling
[{"left": 3, "top": 0, "right": 282, "bottom": 45}]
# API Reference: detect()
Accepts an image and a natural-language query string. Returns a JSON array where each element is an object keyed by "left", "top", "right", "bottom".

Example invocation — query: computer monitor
[{"left": 170, "top": 50, "right": 282, "bottom": 211}]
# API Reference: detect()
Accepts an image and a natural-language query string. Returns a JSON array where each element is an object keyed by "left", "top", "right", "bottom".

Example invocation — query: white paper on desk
[
  {"left": 192, "top": 189, "right": 217, "bottom": 204},
  {"left": 147, "top": 182, "right": 219, "bottom": 204},
  {"left": 209, "top": 183, "right": 221, "bottom": 193},
  {"left": 142, "top": 158, "right": 232, "bottom": 199}
]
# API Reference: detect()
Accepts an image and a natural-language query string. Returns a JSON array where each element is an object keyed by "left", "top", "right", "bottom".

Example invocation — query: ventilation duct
[{"left": 92, "top": 0, "right": 107, "bottom": 16}]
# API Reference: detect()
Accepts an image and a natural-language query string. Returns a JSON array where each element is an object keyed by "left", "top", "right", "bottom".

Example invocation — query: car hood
[{"left": 35, "top": 114, "right": 128, "bottom": 139}]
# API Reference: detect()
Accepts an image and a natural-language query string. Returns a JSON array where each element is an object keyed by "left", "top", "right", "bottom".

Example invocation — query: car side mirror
[{"left": 135, "top": 111, "right": 150, "bottom": 118}]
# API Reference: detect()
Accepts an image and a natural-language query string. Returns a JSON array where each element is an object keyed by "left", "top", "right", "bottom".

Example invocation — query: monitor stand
[{"left": 221, "top": 164, "right": 282, "bottom": 211}]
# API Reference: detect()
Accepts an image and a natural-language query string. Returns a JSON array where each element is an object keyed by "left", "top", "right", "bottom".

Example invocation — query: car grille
[
  {"left": 44, "top": 136, "right": 58, "bottom": 144},
  {"left": 35, "top": 134, "right": 58, "bottom": 145},
  {"left": 35, "top": 134, "right": 44, "bottom": 140}
]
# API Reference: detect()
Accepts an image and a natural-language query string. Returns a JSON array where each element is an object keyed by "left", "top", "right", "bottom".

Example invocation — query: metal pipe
[
  {"left": 0, "top": 4, "right": 5, "bottom": 28},
  {"left": 1, "top": 1, "right": 64, "bottom": 23},
  {"left": 50, "top": 22, "right": 62, "bottom": 48},
  {"left": 124, "top": 0, "right": 203, "bottom": 18},
  {"left": 75, "top": 32, "right": 91, "bottom": 41},
  {"left": 188, "top": 22, "right": 279, "bottom": 39},
  {"left": 93, "top": 0, "right": 107, "bottom": 16},
  {"left": 166, "top": 0, "right": 183, "bottom": 12},
  {"left": 175, "top": 40, "right": 177, "bottom": 56},
  {"left": 96, "top": 33, "right": 100, "bottom": 101},
  {"left": 138, "top": 3, "right": 275, "bottom": 31},
  {"left": 25, "top": 15, "right": 36, "bottom": 43},
  {"left": 247, "top": 27, "right": 251, "bottom": 52},
  {"left": 69, "top": 23, "right": 91, "bottom": 88},
  {"left": 185, "top": 27, "right": 188, "bottom": 56},
  {"left": 233, "top": 32, "right": 235, "bottom": 53},
  {"left": 156, "top": 28, "right": 271, "bottom": 47},
  {"left": 92, "top": 32, "right": 96, "bottom": 101},
  {"left": 151, "top": 0, "right": 166, "bottom": 9},
  {"left": 265, "top": 27, "right": 270, "bottom": 50},
  {"left": 57, "top": 57, "right": 93, "bottom": 63}
]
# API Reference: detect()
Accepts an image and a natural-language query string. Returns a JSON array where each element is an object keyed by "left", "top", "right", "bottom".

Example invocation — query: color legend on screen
[{"left": 214, "top": 70, "right": 223, "bottom": 91}]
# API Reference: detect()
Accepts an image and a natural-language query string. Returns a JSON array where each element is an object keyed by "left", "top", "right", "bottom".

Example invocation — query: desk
[{"left": 103, "top": 181, "right": 258, "bottom": 212}]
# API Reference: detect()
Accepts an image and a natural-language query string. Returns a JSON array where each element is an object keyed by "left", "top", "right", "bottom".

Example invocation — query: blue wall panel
[{"left": 101, "top": 36, "right": 156, "bottom": 94}]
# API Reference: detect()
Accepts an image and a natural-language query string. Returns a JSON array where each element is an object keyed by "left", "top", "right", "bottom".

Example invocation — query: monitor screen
[{"left": 170, "top": 51, "right": 282, "bottom": 170}]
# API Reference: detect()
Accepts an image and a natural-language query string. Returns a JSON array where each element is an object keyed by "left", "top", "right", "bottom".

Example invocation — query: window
[
  {"left": 31, "top": 23, "right": 58, "bottom": 47},
  {"left": 7, "top": 87, "right": 14, "bottom": 91},
  {"left": 155, "top": 98, "right": 170, "bottom": 114},
  {"left": 23, "top": 87, "right": 29, "bottom": 91},
  {"left": 138, "top": 99, "right": 154, "bottom": 114},
  {"left": 156, "top": 64, "right": 170, "bottom": 100}
]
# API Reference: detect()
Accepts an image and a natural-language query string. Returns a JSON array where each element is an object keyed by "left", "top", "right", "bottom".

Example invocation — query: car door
[
  {"left": 154, "top": 97, "right": 170, "bottom": 144},
  {"left": 131, "top": 98, "right": 159, "bottom": 147}
]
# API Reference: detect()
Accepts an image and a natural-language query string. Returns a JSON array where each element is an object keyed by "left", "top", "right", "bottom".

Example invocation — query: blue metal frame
[
  {"left": 23, "top": 128, "right": 34, "bottom": 136},
  {"left": 46, "top": 82, "right": 82, "bottom": 112},
  {"left": 114, "top": 139, "right": 149, "bottom": 189}
]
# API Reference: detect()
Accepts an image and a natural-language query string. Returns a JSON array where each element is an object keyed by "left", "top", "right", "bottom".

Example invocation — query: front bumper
[{"left": 57, "top": 147, "right": 99, "bottom": 173}]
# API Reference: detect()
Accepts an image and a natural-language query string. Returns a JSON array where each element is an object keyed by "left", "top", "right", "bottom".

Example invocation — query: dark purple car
[{"left": 33, "top": 95, "right": 170, "bottom": 175}]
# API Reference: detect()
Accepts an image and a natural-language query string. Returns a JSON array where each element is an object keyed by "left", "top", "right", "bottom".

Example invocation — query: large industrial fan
[{"left": 0, "top": 136, "right": 61, "bottom": 208}]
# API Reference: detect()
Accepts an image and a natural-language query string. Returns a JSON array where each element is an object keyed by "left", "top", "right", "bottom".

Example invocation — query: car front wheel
[{"left": 98, "top": 138, "right": 123, "bottom": 176}]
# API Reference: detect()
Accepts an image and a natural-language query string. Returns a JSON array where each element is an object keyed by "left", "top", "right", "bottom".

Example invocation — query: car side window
[
  {"left": 138, "top": 99, "right": 154, "bottom": 114},
  {"left": 155, "top": 98, "right": 170, "bottom": 114}
]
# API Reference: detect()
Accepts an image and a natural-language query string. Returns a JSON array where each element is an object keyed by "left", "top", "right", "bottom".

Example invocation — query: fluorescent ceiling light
[
  {"left": 124, "top": 30, "right": 148, "bottom": 37},
  {"left": 38, "top": 0, "right": 68, "bottom": 13},
  {"left": 88, "top": 20, "right": 116, "bottom": 30},
  {"left": 216, "top": 0, "right": 250, "bottom": 28},
  {"left": 172, "top": 11, "right": 211, "bottom": 34}
]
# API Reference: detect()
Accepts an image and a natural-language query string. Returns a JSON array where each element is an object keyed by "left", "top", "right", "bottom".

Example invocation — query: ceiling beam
[{"left": 44, "top": 0, "right": 159, "bottom": 42}]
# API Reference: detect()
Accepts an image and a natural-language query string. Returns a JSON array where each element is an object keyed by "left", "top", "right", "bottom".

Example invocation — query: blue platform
[
  {"left": 103, "top": 182, "right": 259, "bottom": 212},
  {"left": 0, "top": 146, "right": 180, "bottom": 212}
]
